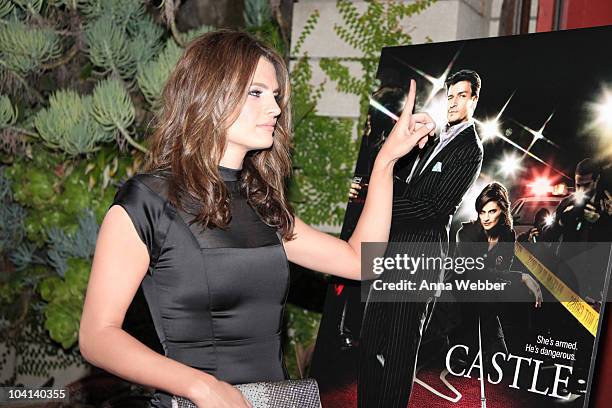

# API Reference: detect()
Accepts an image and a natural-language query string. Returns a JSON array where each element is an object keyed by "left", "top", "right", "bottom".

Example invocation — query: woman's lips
[{"left": 258, "top": 124, "right": 275, "bottom": 131}]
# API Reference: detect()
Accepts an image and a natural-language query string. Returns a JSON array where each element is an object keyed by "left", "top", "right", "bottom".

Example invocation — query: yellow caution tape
[{"left": 514, "top": 242, "right": 599, "bottom": 336}]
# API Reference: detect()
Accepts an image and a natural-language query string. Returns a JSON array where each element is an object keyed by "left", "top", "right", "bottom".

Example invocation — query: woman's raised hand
[{"left": 378, "top": 79, "right": 436, "bottom": 164}]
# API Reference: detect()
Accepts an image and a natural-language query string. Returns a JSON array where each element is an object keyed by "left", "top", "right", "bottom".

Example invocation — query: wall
[{"left": 291, "top": 0, "right": 539, "bottom": 120}]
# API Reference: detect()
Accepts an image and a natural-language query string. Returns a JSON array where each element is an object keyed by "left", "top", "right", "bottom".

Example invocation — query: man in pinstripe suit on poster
[{"left": 358, "top": 70, "right": 484, "bottom": 407}]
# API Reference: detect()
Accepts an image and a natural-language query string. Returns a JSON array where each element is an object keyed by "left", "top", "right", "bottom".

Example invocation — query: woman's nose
[{"left": 268, "top": 98, "right": 281, "bottom": 117}]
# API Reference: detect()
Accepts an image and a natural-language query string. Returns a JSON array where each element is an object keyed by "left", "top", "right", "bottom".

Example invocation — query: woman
[
  {"left": 453, "top": 182, "right": 541, "bottom": 364},
  {"left": 78, "top": 30, "right": 435, "bottom": 408}
]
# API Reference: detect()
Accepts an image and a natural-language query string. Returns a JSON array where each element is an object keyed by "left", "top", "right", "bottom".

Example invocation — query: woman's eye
[{"left": 249, "top": 89, "right": 262, "bottom": 97}]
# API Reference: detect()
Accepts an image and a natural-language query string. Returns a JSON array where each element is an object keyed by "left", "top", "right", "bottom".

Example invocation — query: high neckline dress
[{"left": 112, "top": 166, "right": 290, "bottom": 407}]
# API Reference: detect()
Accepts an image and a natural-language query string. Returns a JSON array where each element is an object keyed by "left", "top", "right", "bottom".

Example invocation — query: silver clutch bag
[{"left": 172, "top": 378, "right": 322, "bottom": 408}]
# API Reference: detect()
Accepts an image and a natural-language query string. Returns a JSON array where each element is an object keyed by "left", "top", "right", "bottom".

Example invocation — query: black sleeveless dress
[{"left": 112, "top": 167, "right": 290, "bottom": 407}]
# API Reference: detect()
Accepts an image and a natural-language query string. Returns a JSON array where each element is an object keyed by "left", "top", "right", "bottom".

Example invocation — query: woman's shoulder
[
  {"left": 116, "top": 170, "right": 171, "bottom": 204},
  {"left": 111, "top": 172, "right": 174, "bottom": 222},
  {"left": 111, "top": 170, "right": 175, "bottom": 258}
]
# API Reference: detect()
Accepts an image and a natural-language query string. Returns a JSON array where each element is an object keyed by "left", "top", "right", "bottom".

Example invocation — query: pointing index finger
[{"left": 398, "top": 79, "right": 416, "bottom": 126}]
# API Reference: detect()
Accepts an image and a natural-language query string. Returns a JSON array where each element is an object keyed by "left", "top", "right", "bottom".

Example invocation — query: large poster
[{"left": 310, "top": 26, "right": 612, "bottom": 408}]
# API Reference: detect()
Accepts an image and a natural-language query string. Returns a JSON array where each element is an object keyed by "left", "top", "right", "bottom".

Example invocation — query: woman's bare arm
[
  {"left": 79, "top": 206, "right": 250, "bottom": 407},
  {"left": 283, "top": 156, "right": 394, "bottom": 280}
]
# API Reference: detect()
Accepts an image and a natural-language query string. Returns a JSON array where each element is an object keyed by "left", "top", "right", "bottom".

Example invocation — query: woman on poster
[{"left": 453, "top": 182, "right": 542, "bottom": 366}]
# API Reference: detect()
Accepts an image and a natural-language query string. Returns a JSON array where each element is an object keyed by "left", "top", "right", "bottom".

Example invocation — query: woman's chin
[
  {"left": 265, "top": 137, "right": 274, "bottom": 148},
  {"left": 247, "top": 138, "right": 274, "bottom": 151},
  {"left": 258, "top": 139, "right": 274, "bottom": 150},
  {"left": 256, "top": 133, "right": 274, "bottom": 149}
]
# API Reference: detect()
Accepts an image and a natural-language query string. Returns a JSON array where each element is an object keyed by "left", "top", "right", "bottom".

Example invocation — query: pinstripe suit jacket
[{"left": 390, "top": 124, "right": 483, "bottom": 254}]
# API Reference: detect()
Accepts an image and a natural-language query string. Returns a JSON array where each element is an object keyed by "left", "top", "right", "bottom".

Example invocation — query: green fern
[
  {"left": 321, "top": 0, "right": 437, "bottom": 130},
  {"left": 288, "top": 0, "right": 437, "bottom": 225},
  {"left": 290, "top": 114, "right": 356, "bottom": 225},
  {"left": 319, "top": 58, "right": 365, "bottom": 95},
  {"left": 49, "top": 0, "right": 83, "bottom": 11},
  {"left": 127, "top": 14, "right": 165, "bottom": 69},
  {"left": 0, "top": 94, "right": 17, "bottom": 126},
  {"left": 244, "top": 0, "right": 271, "bottom": 29},
  {"left": 289, "top": 49, "right": 357, "bottom": 225},
  {"left": 0, "top": 167, "right": 26, "bottom": 253},
  {"left": 47, "top": 210, "right": 98, "bottom": 276},
  {"left": 0, "top": 0, "right": 15, "bottom": 18},
  {"left": 80, "top": 0, "right": 145, "bottom": 29},
  {"left": 84, "top": 14, "right": 136, "bottom": 79},
  {"left": 180, "top": 24, "right": 215, "bottom": 45},
  {"left": 292, "top": 9, "right": 319, "bottom": 55},
  {"left": 12, "top": 0, "right": 44, "bottom": 16},
  {"left": 0, "top": 18, "right": 62, "bottom": 75},
  {"left": 90, "top": 78, "right": 135, "bottom": 137},
  {"left": 33, "top": 90, "right": 112, "bottom": 155},
  {"left": 136, "top": 39, "right": 183, "bottom": 108}
]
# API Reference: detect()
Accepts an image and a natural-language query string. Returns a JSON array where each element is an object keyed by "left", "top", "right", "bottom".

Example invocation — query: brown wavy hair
[
  {"left": 145, "top": 30, "right": 294, "bottom": 239},
  {"left": 474, "top": 181, "right": 513, "bottom": 237}
]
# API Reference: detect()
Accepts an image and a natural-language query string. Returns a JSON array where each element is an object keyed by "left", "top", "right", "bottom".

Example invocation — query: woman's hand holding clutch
[{"left": 189, "top": 377, "right": 252, "bottom": 408}]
